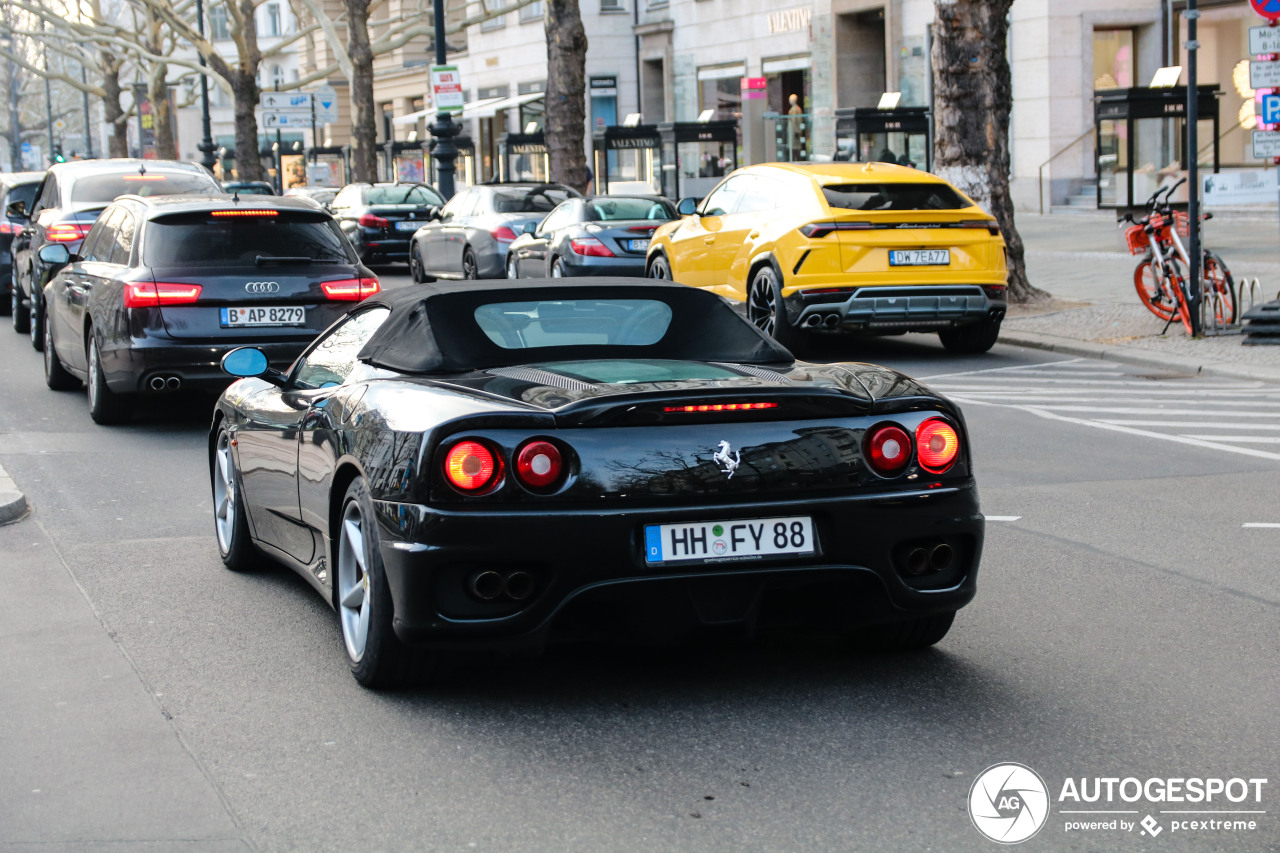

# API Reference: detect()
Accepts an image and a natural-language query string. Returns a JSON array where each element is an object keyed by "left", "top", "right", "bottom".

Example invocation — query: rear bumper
[
  {"left": 101, "top": 336, "right": 309, "bottom": 393},
  {"left": 357, "top": 232, "right": 413, "bottom": 260},
  {"left": 372, "top": 485, "right": 983, "bottom": 652},
  {"left": 787, "top": 285, "right": 1007, "bottom": 333},
  {"left": 561, "top": 255, "right": 647, "bottom": 277}
]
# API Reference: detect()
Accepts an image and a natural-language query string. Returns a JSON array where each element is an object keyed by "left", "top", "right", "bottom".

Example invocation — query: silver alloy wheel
[
  {"left": 648, "top": 258, "right": 668, "bottom": 280},
  {"left": 337, "top": 498, "right": 371, "bottom": 662},
  {"left": 43, "top": 313, "right": 53, "bottom": 375},
  {"left": 551, "top": 258, "right": 563, "bottom": 278},
  {"left": 462, "top": 250, "right": 477, "bottom": 279},
  {"left": 29, "top": 297, "right": 38, "bottom": 346},
  {"left": 213, "top": 431, "right": 236, "bottom": 553},
  {"left": 87, "top": 337, "right": 101, "bottom": 411},
  {"left": 748, "top": 271, "right": 776, "bottom": 336},
  {"left": 506, "top": 254, "right": 518, "bottom": 279}
]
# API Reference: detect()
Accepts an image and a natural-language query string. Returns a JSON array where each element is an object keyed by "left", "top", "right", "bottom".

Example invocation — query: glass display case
[
  {"left": 832, "top": 107, "right": 931, "bottom": 171},
  {"left": 591, "top": 125, "right": 662, "bottom": 194},
  {"left": 497, "top": 132, "right": 549, "bottom": 183},
  {"left": 381, "top": 141, "right": 425, "bottom": 184},
  {"left": 765, "top": 113, "right": 813, "bottom": 162},
  {"left": 1094, "top": 86, "right": 1220, "bottom": 210},
  {"left": 304, "top": 146, "right": 349, "bottom": 188},
  {"left": 427, "top": 136, "right": 476, "bottom": 190},
  {"left": 655, "top": 121, "right": 739, "bottom": 200}
]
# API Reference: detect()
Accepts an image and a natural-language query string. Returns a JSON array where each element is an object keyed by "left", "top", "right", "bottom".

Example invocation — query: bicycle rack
[{"left": 1200, "top": 276, "right": 1263, "bottom": 337}]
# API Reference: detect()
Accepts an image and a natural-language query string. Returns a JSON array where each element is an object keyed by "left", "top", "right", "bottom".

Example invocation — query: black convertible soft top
[{"left": 357, "top": 279, "right": 794, "bottom": 373}]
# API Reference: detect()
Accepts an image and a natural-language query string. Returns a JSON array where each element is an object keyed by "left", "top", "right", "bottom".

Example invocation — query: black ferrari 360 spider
[{"left": 210, "top": 279, "right": 983, "bottom": 687}]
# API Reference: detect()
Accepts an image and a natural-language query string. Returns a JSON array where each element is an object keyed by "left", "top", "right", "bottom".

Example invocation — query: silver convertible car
[{"left": 408, "top": 182, "right": 579, "bottom": 282}]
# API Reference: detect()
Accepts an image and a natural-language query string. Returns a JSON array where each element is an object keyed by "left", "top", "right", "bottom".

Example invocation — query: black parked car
[
  {"left": 505, "top": 195, "right": 676, "bottom": 279},
  {"left": 328, "top": 182, "right": 445, "bottom": 266},
  {"left": 9, "top": 159, "right": 223, "bottom": 351},
  {"left": 210, "top": 279, "right": 983, "bottom": 688},
  {"left": 410, "top": 182, "right": 581, "bottom": 282},
  {"left": 40, "top": 194, "right": 379, "bottom": 424},
  {"left": 0, "top": 171, "right": 44, "bottom": 315}
]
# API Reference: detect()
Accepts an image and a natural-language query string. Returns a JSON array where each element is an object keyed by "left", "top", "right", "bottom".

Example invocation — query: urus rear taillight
[
  {"left": 864, "top": 424, "right": 912, "bottom": 477},
  {"left": 916, "top": 418, "right": 960, "bottom": 473},
  {"left": 514, "top": 440, "right": 563, "bottom": 490},
  {"left": 443, "top": 440, "right": 500, "bottom": 492}
]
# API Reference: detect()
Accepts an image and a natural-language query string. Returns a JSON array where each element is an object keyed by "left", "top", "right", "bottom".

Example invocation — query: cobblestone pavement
[{"left": 1004, "top": 212, "right": 1280, "bottom": 381}]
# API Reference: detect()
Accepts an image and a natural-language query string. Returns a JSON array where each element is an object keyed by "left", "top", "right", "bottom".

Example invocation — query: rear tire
[
  {"left": 746, "top": 264, "right": 802, "bottom": 351},
  {"left": 506, "top": 253, "right": 520, "bottom": 280},
  {"left": 646, "top": 254, "right": 671, "bottom": 280},
  {"left": 29, "top": 292, "right": 43, "bottom": 351},
  {"left": 938, "top": 315, "right": 1002, "bottom": 354},
  {"left": 87, "top": 333, "right": 129, "bottom": 425},
  {"left": 461, "top": 248, "right": 479, "bottom": 280},
  {"left": 336, "top": 477, "right": 438, "bottom": 688},
  {"left": 43, "top": 316, "right": 79, "bottom": 390},
  {"left": 409, "top": 244, "right": 427, "bottom": 283},
  {"left": 846, "top": 611, "right": 956, "bottom": 652},
  {"left": 11, "top": 282, "right": 29, "bottom": 333},
  {"left": 550, "top": 257, "right": 565, "bottom": 278},
  {"left": 212, "top": 425, "right": 261, "bottom": 571}
]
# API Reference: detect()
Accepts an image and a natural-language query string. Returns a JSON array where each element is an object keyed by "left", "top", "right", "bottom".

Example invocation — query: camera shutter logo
[
  {"left": 245, "top": 281, "right": 280, "bottom": 293},
  {"left": 968, "top": 763, "right": 1050, "bottom": 844}
]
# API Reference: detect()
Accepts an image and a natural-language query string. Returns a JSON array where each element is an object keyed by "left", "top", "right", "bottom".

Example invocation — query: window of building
[
  {"left": 208, "top": 6, "right": 229, "bottom": 39},
  {"left": 520, "top": 1, "right": 542, "bottom": 22},
  {"left": 697, "top": 63, "right": 745, "bottom": 121},
  {"left": 481, "top": 0, "right": 506, "bottom": 31},
  {"left": 270, "top": 65, "right": 285, "bottom": 89},
  {"left": 1094, "top": 29, "right": 1135, "bottom": 90},
  {"left": 265, "top": 3, "right": 281, "bottom": 36},
  {"left": 601, "top": 0, "right": 624, "bottom": 11}
]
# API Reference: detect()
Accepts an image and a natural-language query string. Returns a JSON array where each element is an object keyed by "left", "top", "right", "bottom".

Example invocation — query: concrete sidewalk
[{"left": 1002, "top": 212, "right": 1280, "bottom": 383}]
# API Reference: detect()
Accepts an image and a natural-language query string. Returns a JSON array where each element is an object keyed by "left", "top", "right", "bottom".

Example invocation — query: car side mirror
[
  {"left": 221, "top": 347, "right": 286, "bottom": 387},
  {"left": 38, "top": 244, "right": 73, "bottom": 269},
  {"left": 6, "top": 200, "right": 27, "bottom": 220},
  {"left": 523, "top": 220, "right": 538, "bottom": 235},
  {"left": 427, "top": 205, "right": 441, "bottom": 220},
  {"left": 676, "top": 197, "right": 698, "bottom": 217}
]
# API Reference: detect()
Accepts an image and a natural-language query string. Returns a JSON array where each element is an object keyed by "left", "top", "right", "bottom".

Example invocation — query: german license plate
[
  {"left": 395, "top": 221, "right": 419, "bottom": 232},
  {"left": 627, "top": 238, "right": 650, "bottom": 251},
  {"left": 220, "top": 305, "right": 305, "bottom": 327},
  {"left": 644, "top": 516, "right": 815, "bottom": 565},
  {"left": 889, "top": 249, "right": 951, "bottom": 266}
]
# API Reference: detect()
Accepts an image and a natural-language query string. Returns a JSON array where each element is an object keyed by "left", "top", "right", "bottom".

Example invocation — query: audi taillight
[
  {"left": 514, "top": 440, "right": 564, "bottom": 489},
  {"left": 46, "top": 222, "right": 92, "bottom": 242},
  {"left": 916, "top": 419, "right": 960, "bottom": 473},
  {"left": 123, "top": 282, "right": 203, "bottom": 308},
  {"left": 865, "top": 423, "right": 912, "bottom": 477},
  {"left": 570, "top": 237, "right": 614, "bottom": 257},
  {"left": 443, "top": 440, "right": 500, "bottom": 492},
  {"left": 491, "top": 226, "right": 518, "bottom": 242},
  {"left": 321, "top": 277, "right": 381, "bottom": 301},
  {"left": 358, "top": 213, "right": 389, "bottom": 229}
]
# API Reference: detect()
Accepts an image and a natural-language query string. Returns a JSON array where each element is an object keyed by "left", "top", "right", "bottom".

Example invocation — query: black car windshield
[
  {"left": 475, "top": 299, "right": 672, "bottom": 349},
  {"left": 585, "top": 198, "right": 674, "bottom": 221},
  {"left": 365, "top": 185, "right": 443, "bottom": 206},
  {"left": 144, "top": 211, "right": 351, "bottom": 266},
  {"left": 489, "top": 187, "right": 575, "bottom": 214},
  {"left": 822, "top": 182, "right": 968, "bottom": 211},
  {"left": 71, "top": 172, "right": 220, "bottom": 203}
]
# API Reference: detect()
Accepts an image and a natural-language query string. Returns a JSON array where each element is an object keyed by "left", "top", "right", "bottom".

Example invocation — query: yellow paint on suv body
[{"left": 647, "top": 162, "right": 1008, "bottom": 303}]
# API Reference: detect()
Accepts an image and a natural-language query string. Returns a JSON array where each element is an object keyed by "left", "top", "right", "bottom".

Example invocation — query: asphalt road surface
[{"left": 2, "top": 269, "right": 1277, "bottom": 852}]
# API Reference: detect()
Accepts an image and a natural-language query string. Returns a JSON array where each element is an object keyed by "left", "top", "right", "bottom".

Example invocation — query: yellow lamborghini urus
[{"left": 645, "top": 162, "right": 1008, "bottom": 353}]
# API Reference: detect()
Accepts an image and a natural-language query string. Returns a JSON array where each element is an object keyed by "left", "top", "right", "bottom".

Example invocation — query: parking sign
[{"left": 1264, "top": 93, "right": 1280, "bottom": 126}]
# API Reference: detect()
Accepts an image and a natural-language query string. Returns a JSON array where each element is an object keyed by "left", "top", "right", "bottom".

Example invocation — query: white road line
[
  {"left": 1182, "top": 436, "right": 1280, "bottom": 443},
  {"left": 1097, "top": 420, "right": 1280, "bottom": 429},
  {"left": 939, "top": 394, "right": 1280, "bottom": 406},
  {"left": 916, "top": 358, "right": 1098, "bottom": 381},
  {"left": 960, "top": 404, "right": 1280, "bottom": 417},
  {"left": 984, "top": 516, "right": 1022, "bottom": 521},
  {"left": 1242, "top": 523, "right": 1280, "bottom": 528}
]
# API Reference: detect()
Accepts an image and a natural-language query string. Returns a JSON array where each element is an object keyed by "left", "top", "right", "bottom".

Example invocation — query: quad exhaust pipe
[
  {"left": 148, "top": 375, "right": 182, "bottom": 391},
  {"left": 803, "top": 313, "right": 843, "bottom": 329},
  {"left": 903, "top": 542, "right": 955, "bottom": 577},
  {"left": 468, "top": 569, "right": 537, "bottom": 602}
]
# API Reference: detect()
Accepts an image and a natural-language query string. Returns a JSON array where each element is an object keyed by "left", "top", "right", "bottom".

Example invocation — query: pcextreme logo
[{"left": 968, "top": 763, "right": 1269, "bottom": 845}]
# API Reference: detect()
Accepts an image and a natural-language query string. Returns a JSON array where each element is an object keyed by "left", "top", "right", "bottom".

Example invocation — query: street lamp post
[
  {"left": 428, "top": 0, "right": 459, "bottom": 199},
  {"left": 195, "top": 0, "right": 216, "bottom": 171}
]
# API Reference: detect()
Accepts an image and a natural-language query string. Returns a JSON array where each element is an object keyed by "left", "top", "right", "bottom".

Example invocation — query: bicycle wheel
[
  {"left": 1169, "top": 265, "right": 1194, "bottom": 335},
  {"left": 1202, "top": 250, "right": 1236, "bottom": 325},
  {"left": 1134, "top": 259, "right": 1179, "bottom": 322}
]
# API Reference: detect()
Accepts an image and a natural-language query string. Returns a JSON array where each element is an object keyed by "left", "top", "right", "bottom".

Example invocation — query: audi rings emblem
[{"left": 245, "top": 281, "right": 280, "bottom": 293}]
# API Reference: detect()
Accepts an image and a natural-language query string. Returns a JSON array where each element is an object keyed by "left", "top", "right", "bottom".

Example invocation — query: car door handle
[
  {"left": 704, "top": 237, "right": 715, "bottom": 245},
  {"left": 748, "top": 230, "right": 760, "bottom": 239}
]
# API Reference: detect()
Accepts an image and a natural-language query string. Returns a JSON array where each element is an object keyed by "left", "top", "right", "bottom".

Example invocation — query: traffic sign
[
  {"left": 1250, "top": 0, "right": 1280, "bottom": 18},
  {"left": 1252, "top": 129, "right": 1280, "bottom": 158},
  {"left": 1249, "top": 25, "right": 1280, "bottom": 54},
  {"left": 430, "top": 65, "right": 464, "bottom": 114},
  {"left": 263, "top": 109, "right": 311, "bottom": 128},
  {"left": 313, "top": 84, "right": 338, "bottom": 124},
  {"left": 1250, "top": 60, "right": 1280, "bottom": 89},
  {"left": 260, "top": 92, "right": 313, "bottom": 110},
  {"left": 1264, "top": 93, "right": 1280, "bottom": 125}
]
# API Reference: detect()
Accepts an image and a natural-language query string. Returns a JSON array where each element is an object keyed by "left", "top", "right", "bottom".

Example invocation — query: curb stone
[
  {"left": 998, "top": 329, "right": 1280, "bottom": 385},
  {"left": 0, "top": 461, "right": 29, "bottom": 525}
]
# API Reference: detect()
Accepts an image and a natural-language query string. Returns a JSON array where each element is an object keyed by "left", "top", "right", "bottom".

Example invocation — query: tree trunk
[
  {"left": 932, "top": 0, "right": 1046, "bottom": 304},
  {"left": 145, "top": 7, "right": 176, "bottom": 160},
  {"left": 544, "top": 0, "right": 588, "bottom": 193},
  {"left": 100, "top": 55, "right": 128, "bottom": 158},
  {"left": 229, "top": 0, "right": 264, "bottom": 181},
  {"left": 346, "top": 0, "right": 378, "bottom": 182}
]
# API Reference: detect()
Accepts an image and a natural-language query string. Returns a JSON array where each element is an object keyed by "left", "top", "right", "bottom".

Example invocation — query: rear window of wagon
[{"left": 822, "top": 183, "right": 968, "bottom": 211}]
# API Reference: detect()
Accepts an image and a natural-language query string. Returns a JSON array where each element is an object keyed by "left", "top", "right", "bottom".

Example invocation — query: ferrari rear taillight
[
  {"left": 443, "top": 440, "right": 500, "bottom": 492},
  {"left": 123, "top": 282, "right": 203, "bottom": 308},
  {"left": 916, "top": 418, "right": 960, "bottom": 473},
  {"left": 865, "top": 424, "right": 912, "bottom": 477},
  {"left": 321, "top": 277, "right": 381, "bottom": 301},
  {"left": 662, "top": 402, "right": 778, "bottom": 413},
  {"left": 514, "top": 440, "right": 563, "bottom": 489},
  {"left": 358, "top": 213, "right": 389, "bottom": 229},
  {"left": 46, "top": 222, "right": 92, "bottom": 242},
  {"left": 491, "top": 226, "right": 518, "bottom": 242},
  {"left": 570, "top": 237, "right": 614, "bottom": 257}
]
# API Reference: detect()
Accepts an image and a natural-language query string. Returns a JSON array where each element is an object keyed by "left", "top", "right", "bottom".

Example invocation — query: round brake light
[
  {"left": 865, "top": 424, "right": 911, "bottom": 476},
  {"left": 444, "top": 440, "right": 498, "bottom": 491},
  {"left": 916, "top": 419, "right": 960, "bottom": 473},
  {"left": 515, "top": 440, "right": 563, "bottom": 489}
]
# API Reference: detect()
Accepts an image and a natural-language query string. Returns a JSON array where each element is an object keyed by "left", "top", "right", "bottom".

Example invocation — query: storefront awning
[
  {"left": 470, "top": 91, "right": 544, "bottom": 118},
  {"left": 391, "top": 96, "right": 509, "bottom": 126}
]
